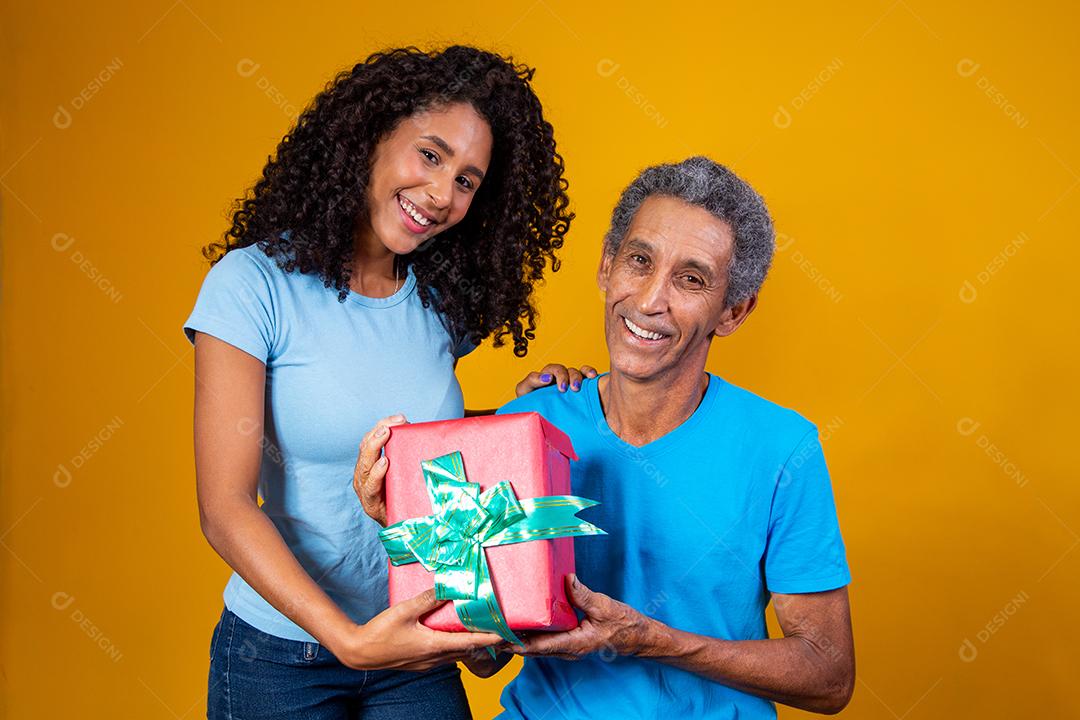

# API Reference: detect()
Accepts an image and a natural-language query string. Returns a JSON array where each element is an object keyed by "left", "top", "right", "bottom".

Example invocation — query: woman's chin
[
  {"left": 401, "top": 228, "right": 445, "bottom": 254},
  {"left": 397, "top": 235, "right": 433, "bottom": 255},
  {"left": 370, "top": 214, "right": 446, "bottom": 255},
  {"left": 376, "top": 228, "right": 429, "bottom": 255}
]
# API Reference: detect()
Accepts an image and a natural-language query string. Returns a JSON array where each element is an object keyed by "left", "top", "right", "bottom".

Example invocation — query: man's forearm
[{"left": 635, "top": 618, "right": 853, "bottom": 714}]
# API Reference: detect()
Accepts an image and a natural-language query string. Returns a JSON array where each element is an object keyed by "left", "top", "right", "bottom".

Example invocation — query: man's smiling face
[{"left": 598, "top": 194, "right": 750, "bottom": 382}]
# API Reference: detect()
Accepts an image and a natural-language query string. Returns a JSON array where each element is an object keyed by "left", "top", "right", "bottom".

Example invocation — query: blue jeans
[{"left": 207, "top": 606, "right": 473, "bottom": 719}]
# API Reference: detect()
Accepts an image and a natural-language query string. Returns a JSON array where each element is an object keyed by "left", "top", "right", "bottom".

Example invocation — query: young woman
[{"left": 184, "top": 46, "right": 594, "bottom": 719}]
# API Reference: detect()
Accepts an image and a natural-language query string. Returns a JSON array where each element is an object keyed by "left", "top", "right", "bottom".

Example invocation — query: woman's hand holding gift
[
  {"left": 353, "top": 414, "right": 408, "bottom": 527},
  {"left": 329, "top": 588, "right": 503, "bottom": 672}
]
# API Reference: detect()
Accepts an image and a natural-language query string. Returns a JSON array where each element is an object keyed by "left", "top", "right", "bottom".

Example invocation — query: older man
[
  {"left": 355, "top": 156, "right": 854, "bottom": 717},
  {"left": 488, "top": 156, "right": 854, "bottom": 718}
]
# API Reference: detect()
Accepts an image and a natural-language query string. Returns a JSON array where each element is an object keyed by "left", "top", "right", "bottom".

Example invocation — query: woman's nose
[{"left": 426, "top": 173, "right": 453, "bottom": 210}]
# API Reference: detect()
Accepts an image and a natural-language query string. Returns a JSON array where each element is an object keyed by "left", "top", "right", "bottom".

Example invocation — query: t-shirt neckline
[
  {"left": 346, "top": 265, "right": 417, "bottom": 308},
  {"left": 586, "top": 371, "right": 725, "bottom": 457}
]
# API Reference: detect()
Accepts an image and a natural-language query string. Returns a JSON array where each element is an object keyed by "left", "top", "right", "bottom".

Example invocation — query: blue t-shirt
[
  {"left": 183, "top": 244, "right": 474, "bottom": 642},
  {"left": 496, "top": 373, "right": 850, "bottom": 720}
]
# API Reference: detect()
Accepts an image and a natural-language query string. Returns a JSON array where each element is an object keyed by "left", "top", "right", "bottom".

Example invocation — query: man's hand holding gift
[{"left": 512, "top": 574, "right": 652, "bottom": 661}]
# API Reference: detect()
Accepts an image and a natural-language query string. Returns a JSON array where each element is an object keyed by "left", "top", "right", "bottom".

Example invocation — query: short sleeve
[
  {"left": 453, "top": 330, "right": 479, "bottom": 359},
  {"left": 182, "top": 248, "right": 276, "bottom": 363},
  {"left": 764, "top": 428, "right": 851, "bottom": 594}
]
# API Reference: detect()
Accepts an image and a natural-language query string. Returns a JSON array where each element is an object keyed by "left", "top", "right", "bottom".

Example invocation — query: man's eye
[
  {"left": 631, "top": 254, "right": 647, "bottom": 264},
  {"left": 684, "top": 275, "right": 704, "bottom": 286}
]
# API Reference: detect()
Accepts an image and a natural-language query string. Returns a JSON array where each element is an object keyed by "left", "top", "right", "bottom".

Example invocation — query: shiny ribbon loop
[{"left": 379, "top": 451, "right": 605, "bottom": 646}]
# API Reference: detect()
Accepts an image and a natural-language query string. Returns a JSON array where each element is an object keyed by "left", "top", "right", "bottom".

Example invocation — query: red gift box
[{"left": 384, "top": 412, "right": 582, "bottom": 633}]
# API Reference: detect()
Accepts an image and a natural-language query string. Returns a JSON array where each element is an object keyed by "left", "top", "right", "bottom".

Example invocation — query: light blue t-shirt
[
  {"left": 496, "top": 373, "right": 851, "bottom": 720},
  {"left": 183, "top": 243, "right": 474, "bottom": 642}
]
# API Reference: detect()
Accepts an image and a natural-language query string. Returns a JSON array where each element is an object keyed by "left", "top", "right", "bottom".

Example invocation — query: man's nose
[{"left": 635, "top": 271, "right": 669, "bottom": 315}]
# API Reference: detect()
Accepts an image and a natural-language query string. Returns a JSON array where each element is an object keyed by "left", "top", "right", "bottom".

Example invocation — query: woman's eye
[
  {"left": 420, "top": 148, "right": 438, "bottom": 163},
  {"left": 456, "top": 175, "right": 474, "bottom": 190}
]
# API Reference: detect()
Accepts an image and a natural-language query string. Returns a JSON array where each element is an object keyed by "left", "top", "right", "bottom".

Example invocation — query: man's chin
[{"left": 607, "top": 351, "right": 669, "bottom": 384}]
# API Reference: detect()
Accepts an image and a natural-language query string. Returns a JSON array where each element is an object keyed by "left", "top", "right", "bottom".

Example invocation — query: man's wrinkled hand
[{"left": 511, "top": 574, "right": 651, "bottom": 660}]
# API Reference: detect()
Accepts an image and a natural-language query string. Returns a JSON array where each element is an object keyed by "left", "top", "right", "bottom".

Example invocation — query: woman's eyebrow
[
  {"left": 421, "top": 134, "right": 485, "bottom": 181},
  {"left": 421, "top": 134, "right": 455, "bottom": 156}
]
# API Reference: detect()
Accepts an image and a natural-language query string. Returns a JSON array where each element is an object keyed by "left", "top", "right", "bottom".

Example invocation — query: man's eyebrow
[
  {"left": 624, "top": 238, "right": 655, "bottom": 254},
  {"left": 421, "top": 135, "right": 485, "bottom": 181},
  {"left": 624, "top": 237, "right": 718, "bottom": 277},
  {"left": 682, "top": 257, "right": 718, "bottom": 278}
]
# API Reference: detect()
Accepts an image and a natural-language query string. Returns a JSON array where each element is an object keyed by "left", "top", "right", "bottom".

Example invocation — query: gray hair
[{"left": 603, "top": 156, "right": 775, "bottom": 308}]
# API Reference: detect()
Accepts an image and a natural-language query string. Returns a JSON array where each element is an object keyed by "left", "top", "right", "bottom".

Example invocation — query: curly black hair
[{"left": 202, "top": 45, "right": 573, "bottom": 356}]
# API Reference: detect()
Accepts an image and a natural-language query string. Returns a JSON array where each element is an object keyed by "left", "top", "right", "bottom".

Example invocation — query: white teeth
[
  {"left": 624, "top": 317, "right": 665, "bottom": 341},
  {"left": 398, "top": 196, "right": 432, "bottom": 226}
]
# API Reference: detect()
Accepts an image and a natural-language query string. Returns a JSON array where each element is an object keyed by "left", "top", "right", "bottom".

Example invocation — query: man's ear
[
  {"left": 713, "top": 293, "right": 758, "bottom": 337},
  {"left": 596, "top": 251, "right": 613, "bottom": 293}
]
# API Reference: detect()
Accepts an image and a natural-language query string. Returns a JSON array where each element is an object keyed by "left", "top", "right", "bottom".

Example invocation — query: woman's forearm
[{"left": 200, "top": 497, "right": 356, "bottom": 651}]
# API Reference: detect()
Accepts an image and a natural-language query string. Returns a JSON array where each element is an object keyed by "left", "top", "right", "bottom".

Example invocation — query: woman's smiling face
[{"left": 360, "top": 102, "right": 493, "bottom": 255}]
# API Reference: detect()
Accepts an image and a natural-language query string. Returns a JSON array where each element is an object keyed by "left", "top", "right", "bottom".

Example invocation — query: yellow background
[{"left": 2, "top": 1, "right": 1077, "bottom": 717}]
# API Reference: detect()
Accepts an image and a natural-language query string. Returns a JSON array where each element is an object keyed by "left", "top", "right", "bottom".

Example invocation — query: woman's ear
[{"left": 713, "top": 293, "right": 758, "bottom": 337}]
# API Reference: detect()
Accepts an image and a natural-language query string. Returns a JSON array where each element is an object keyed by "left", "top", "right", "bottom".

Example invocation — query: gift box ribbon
[{"left": 378, "top": 450, "right": 605, "bottom": 647}]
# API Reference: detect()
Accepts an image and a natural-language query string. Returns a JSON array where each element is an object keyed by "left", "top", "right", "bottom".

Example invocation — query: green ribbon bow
[{"left": 379, "top": 451, "right": 605, "bottom": 647}]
